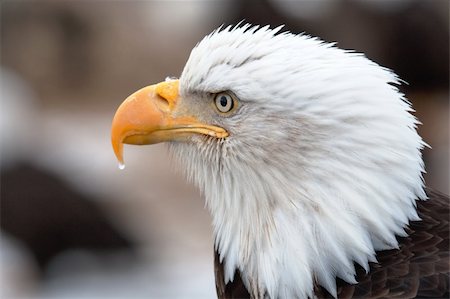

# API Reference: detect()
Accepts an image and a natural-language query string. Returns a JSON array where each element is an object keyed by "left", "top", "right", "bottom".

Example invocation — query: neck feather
[{"left": 170, "top": 138, "right": 426, "bottom": 298}]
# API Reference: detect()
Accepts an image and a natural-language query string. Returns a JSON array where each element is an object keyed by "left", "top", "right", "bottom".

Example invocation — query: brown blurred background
[{"left": 1, "top": 1, "right": 448, "bottom": 298}]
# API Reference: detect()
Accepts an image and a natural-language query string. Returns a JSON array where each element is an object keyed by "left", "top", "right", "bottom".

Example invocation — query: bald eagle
[{"left": 111, "top": 24, "right": 449, "bottom": 298}]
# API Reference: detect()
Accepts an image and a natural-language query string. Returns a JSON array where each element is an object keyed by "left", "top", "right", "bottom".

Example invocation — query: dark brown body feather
[{"left": 214, "top": 189, "right": 449, "bottom": 299}]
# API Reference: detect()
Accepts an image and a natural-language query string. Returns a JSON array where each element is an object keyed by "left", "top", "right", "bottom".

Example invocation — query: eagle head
[{"left": 111, "top": 24, "right": 426, "bottom": 298}]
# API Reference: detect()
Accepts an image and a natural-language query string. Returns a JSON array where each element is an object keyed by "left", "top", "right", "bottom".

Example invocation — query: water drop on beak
[{"left": 118, "top": 163, "right": 126, "bottom": 170}]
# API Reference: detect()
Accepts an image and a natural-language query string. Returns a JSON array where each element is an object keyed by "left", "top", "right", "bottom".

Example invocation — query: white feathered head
[{"left": 111, "top": 24, "right": 426, "bottom": 298}]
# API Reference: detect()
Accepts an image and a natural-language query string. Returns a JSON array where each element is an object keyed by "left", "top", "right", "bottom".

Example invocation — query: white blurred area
[{"left": 1, "top": 1, "right": 448, "bottom": 299}]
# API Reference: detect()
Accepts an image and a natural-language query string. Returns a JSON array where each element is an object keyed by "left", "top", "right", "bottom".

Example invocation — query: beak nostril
[
  {"left": 154, "top": 80, "right": 179, "bottom": 111},
  {"left": 154, "top": 93, "right": 171, "bottom": 112}
]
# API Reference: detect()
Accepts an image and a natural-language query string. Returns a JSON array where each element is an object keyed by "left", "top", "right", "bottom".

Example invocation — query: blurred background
[{"left": 1, "top": 0, "right": 448, "bottom": 298}]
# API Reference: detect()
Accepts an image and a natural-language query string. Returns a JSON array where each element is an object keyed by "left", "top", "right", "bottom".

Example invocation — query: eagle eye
[{"left": 214, "top": 92, "right": 236, "bottom": 114}]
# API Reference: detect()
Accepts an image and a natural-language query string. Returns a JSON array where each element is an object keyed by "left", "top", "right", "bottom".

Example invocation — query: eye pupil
[{"left": 220, "top": 96, "right": 228, "bottom": 107}]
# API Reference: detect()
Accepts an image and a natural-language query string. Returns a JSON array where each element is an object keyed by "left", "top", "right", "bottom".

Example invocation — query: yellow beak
[{"left": 111, "top": 80, "right": 228, "bottom": 166}]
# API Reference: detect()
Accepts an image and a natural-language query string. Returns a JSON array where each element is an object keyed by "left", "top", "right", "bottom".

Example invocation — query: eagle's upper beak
[{"left": 111, "top": 80, "right": 228, "bottom": 166}]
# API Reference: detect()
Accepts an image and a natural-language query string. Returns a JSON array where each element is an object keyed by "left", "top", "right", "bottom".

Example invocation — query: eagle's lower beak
[{"left": 111, "top": 80, "right": 228, "bottom": 166}]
